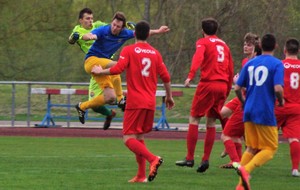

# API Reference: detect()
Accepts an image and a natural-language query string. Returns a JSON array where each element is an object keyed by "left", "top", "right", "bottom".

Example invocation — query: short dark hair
[
  {"left": 261, "top": 34, "right": 276, "bottom": 51},
  {"left": 255, "top": 44, "right": 262, "bottom": 56},
  {"left": 201, "top": 17, "right": 218, "bottom": 35},
  {"left": 135, "top": 20, "right": 150, "bottom": 41},
  {"left": 285, "top": 38, "right": 299, "bottom": 55},
  {"left": 112, "top": 11, "right": 126, "bottom": 28},
  {"left": 79, "top": 8, "right": 93, "bottom": 19}
]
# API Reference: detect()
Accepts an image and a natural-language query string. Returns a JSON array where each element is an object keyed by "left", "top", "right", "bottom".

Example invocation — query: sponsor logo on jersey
[
  {"left": 284, "top": 62, "right": 300, "bottom": 69},
  {"left": 134, "top": 47, "right": 156, "bottom": 54},
  {"left": 209, "top": 38, "right": 225, "bottom": 44}
]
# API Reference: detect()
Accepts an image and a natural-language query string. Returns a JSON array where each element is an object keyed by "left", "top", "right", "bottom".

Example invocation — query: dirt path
[{"left": 0, "top": 126, "right": 287, "bottom": 142}]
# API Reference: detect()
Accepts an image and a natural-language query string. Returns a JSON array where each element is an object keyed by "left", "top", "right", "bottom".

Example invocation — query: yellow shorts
[
  {"left": 84, "top": 56, "right": 114, "bottom": 89},
  {"left": 244, "top": 122, "right": 278, "bottom": 151}
]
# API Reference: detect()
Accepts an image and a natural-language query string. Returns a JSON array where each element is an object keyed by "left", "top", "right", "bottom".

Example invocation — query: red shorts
[
  {"left": 123, "top": 109, "right": 154, "bottom": 135},
  {"left": 223, "top": 97, "right": 244, "bottom": 137},
  {"left": 275, "top": 110, "right": 300, "bottom": 139},
  {"left": 190, "top": 81, "right": 228, "bottom": 118}
]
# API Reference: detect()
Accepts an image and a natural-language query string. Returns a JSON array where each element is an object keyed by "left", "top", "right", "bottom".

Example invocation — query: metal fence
[{"left": 0, "top": 81, "right": 193, "bottom": 128}]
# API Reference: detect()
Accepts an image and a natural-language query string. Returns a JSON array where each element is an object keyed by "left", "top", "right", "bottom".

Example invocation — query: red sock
[
  {"left": 202, "top": 127, "right": 216, "bottom": 161},
  {"left": 186, "top": 124, "right": 199, "bottom": 160},
  {"left": 290, "top": 141, "right": 300, "bottom": 170},
  {"left": 136, "top": 140, "right": 146, "bottom": 178},
  {"left": 224, "top": 140, "right": 240, "bottom": 162},
  {"left": 235, "top": 142, "right": 243, "bottom": 160},
  {"left": 220, "top": 118, "right": 228, "bottom": 130},
  {"left": 125, "top": 138, "right": 156, "bottom": 163}
]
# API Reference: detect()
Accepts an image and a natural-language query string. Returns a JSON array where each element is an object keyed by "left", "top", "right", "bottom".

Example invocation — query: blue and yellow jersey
[
  {"left": 86, "top": 25, "right": 134, "bottom": 59},
  {"left": 237, "top": 55, "right": 284, "bottom": 126}
]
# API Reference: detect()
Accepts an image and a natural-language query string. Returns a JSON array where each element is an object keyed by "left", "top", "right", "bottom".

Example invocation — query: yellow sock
[
  {"left": 80, "top": 95, "right": 105, "bottom": 110},
  {"left": 240, "top": 151, "right": 254, "bottom": 166},
  {"left": 111, "top": 74, "right": 123, "bottom": 102},
  {"left": 245, "top": 149, "right": 276, "bottom": 173}
]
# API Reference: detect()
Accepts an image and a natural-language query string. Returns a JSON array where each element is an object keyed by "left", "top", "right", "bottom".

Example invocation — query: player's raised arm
[
  {"left": 149, "top": 25, "right": 170, "bottom": 36},
  {"left": 82, "top": 33, "right": 97, "bottom": 40}
]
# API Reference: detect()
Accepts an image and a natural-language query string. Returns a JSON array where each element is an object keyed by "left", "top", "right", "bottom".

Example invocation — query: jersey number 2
[{"left": 141, "top": 58, "right": 151, "bottom": 77}]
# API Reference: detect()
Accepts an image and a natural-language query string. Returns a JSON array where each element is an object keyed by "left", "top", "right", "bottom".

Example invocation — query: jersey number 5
[
  {"left": 141, "top": 58, "right": 151, "bottom": 77},
  {"left": 216, "top": 45, "right": 225, "bottom": 62}
]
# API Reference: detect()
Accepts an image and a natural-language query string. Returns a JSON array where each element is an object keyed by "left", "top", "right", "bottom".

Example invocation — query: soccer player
[
  {"left": 92, "top": 20, "right": 175, "bottom": 183},
  {"left": 75, "top": 11, "right": 170, "bottom": 124},
  {"left": 275, "top": 38, "right": 300, "bottom": 177},
  {"left": 175, "top": 17, "right": 234, "bottom": 173},
  {"left": 219, "top": 33, "right": 261, "bottom": 169},
  {"left": 234, "top": 33, "right": 284, "bottom": 190},
  {"left": 68, "top": 8, "right": 116, "bottom": 130}
]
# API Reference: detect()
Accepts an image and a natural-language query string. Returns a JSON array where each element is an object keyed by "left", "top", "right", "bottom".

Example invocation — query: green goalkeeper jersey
[
  {"left": 71, "top": 20, "right": 107, "bottom": 54},
  {"left": 70, "top": 21, "right": 107, "bottom": 99}
]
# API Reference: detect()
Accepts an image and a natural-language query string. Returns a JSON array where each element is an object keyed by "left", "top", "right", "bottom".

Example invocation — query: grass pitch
[{"left": 0, "top": 136, "right": 296, "bottom": 190}]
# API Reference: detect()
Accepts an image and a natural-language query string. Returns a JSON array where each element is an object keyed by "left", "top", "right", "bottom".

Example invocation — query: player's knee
[
  {"left": 221, "top": 133, "right": 230, "bottom": 141},
  {"left": 246, "top": 147, "right": 258, "bottom": 154},
  {"left": 288, "top": 138, "right": 299, "bottom": 144},
  {"left": 106, "top": 96, "right": 116, "bottom": 104}
]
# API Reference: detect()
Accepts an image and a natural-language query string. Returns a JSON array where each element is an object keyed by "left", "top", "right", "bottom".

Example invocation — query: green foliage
[
  {"left": 1, "top": 0, "right": 300, "bottom": 82},
  {"left": 0, "top": 137, "right": 295, "bottom": 190}
]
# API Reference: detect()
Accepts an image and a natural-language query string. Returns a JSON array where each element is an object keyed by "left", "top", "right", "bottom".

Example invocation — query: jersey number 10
[{"left": 248, "top": 66, "right": 268, "bottom": 86}]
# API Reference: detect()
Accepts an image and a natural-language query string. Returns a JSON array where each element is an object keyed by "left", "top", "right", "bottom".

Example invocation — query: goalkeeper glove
[
  {"left": 68, "top": 32, "right": 80, "bottom": 44},
  {"left": 126, "top": 21, "right": 136, "bottom": 30}
]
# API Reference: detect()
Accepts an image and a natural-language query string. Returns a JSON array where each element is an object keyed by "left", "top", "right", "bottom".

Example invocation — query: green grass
[{"left": 0, "top": 136, "right": 296, "bottom": 190}]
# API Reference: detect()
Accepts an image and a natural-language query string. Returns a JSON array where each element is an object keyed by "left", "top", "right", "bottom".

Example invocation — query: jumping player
[{"left": 75, "top": 11, "right": 170, "bottom": 124}]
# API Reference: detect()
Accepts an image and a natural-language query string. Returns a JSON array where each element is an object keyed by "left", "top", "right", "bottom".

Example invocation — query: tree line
[{"left": 1, "top": 0, "right": 299, "bottom": 83}]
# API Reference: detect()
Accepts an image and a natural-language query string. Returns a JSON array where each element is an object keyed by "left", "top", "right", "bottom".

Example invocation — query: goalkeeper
[{"left": 68, "top": 8, "right": 135, "bottom": 129}]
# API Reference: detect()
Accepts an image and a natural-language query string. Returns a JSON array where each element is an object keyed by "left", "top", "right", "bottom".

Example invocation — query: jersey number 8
[{"left": 290, "top": 72, "right": 299, "bottom": 89}]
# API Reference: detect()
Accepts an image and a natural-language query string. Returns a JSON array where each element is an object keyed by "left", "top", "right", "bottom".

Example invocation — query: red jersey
[
  {"left": 187, "top": 35, "right": 233, "bottom": 94},
  {"left": 110, "top": 42, "right": 170, "bottom": 110},
  {"left": 280, "top": 58, "right": 300, "bottom": 112},
  {"left": 241, "top": 58, "right": 249, "bottom": 67}
]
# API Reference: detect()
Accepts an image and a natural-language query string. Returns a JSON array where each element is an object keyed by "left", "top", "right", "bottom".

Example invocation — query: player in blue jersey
[
  {"left": 233, "top": 33, "right": 284, "bottom": 190},
  {"left": 68, "top": 8, "right": 116, "bottom": 130},
  {"left": 75, "top": 11, "right": 170, "bottom": 124}
]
